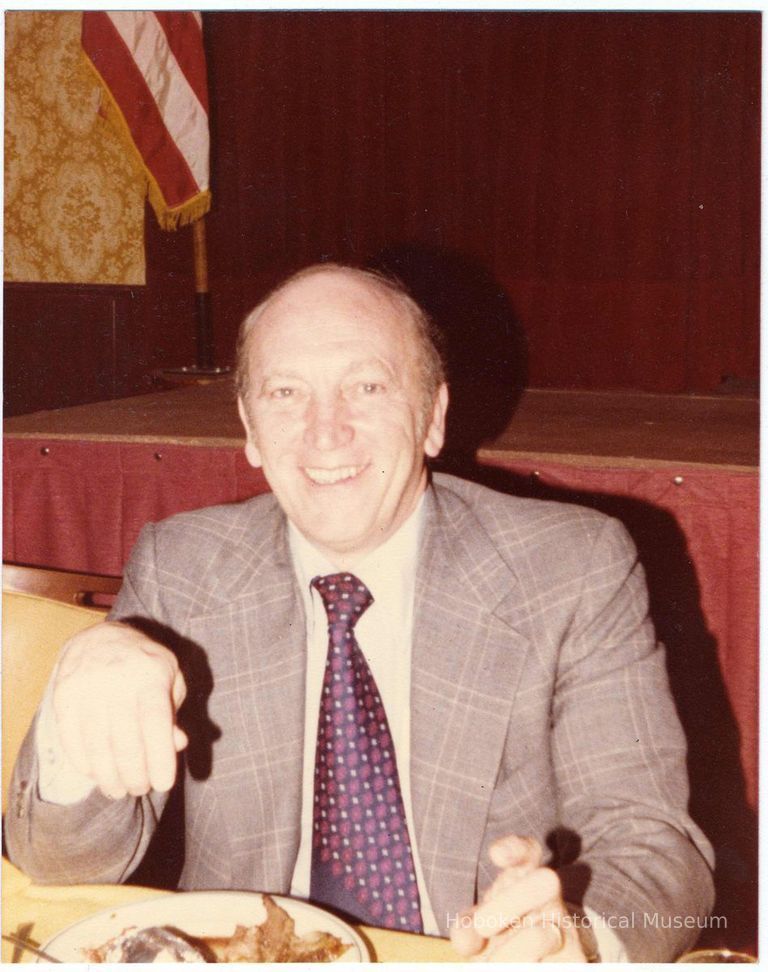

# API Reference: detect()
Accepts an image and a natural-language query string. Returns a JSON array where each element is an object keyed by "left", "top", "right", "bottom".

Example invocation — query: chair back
[
  {"left": 2, "top": 563, "right": 121, "bottom": 609},
  {"left": 2, "top": 591, "right": 107, "bottom": 813}
]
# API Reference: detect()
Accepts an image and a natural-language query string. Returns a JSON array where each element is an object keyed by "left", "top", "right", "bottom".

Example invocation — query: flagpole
[
  {"left": 156, "top": 215, "right": 229, "bottom": 386},
  {"left": 192, "top": 216, "right": 213, "bottom": 369}
]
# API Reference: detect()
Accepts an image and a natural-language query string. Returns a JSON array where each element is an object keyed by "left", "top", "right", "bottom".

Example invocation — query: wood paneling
[
  {"left": 4, "top": 217, "right": 201, "bottom": 415},
  {"left": 5, "top": 285, "right": 125, "bottom": 415}
]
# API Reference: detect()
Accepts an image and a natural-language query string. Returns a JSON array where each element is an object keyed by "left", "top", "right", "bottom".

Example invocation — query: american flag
[{"left": 82, "top": 11, "right": 211, "bottom": 230}]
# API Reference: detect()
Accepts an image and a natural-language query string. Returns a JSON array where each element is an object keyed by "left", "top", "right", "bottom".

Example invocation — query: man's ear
[
  {"left": 237, "top": 396, "right": 262, "bottom": 468},
  {"left": 424, "top": 383, "right": 449, "bottom": 459}
]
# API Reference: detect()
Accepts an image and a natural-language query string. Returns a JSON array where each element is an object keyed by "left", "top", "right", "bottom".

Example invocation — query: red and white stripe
[{"left": 82, "top": 11, "right": 210, "bottom": 224}]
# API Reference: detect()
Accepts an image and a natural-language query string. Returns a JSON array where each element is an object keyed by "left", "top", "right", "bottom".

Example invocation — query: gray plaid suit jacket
[{"left": 7, "top": 473, "right": 713, "bottom": 961}]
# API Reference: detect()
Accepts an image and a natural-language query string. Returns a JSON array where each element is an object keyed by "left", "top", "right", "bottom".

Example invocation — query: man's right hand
[{"left": 51, "top": 621, "right": 188, "bottom": 800}]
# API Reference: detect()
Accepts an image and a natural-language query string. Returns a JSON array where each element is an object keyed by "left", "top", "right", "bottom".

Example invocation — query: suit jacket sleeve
[
  {"left": 4, "top": 524, "right": 170, "bottom": 885},
  {"left": 548, "top": 515, "right": 714, "bottom": 960}
]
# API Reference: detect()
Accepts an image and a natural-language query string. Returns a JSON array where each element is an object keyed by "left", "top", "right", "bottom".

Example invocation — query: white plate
[{"left": 40, "top": 890, "right": 371, "bottom": 963}]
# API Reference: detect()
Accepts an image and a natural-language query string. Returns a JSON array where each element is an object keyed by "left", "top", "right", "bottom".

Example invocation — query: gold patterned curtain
[{"left": 4, "top": 11, "right": 145, "bottom": 284}]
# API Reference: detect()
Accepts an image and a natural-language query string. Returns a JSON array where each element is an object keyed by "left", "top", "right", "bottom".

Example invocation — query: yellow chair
[{"left": 2, "top": 574, "right": 117, "bottom": 813}]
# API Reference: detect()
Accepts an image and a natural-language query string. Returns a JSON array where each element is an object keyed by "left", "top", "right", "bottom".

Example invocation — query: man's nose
[{"left": 304, "top": 397, "right": 354, "bottom": 451}]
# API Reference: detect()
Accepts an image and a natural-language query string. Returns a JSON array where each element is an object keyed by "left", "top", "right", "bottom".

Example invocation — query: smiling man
[
  {"left": 7, "top": 264, "right": 713, "bottom": 962},
  {"left": 235, "top": 266, "right": 448, "bottom": 565}
]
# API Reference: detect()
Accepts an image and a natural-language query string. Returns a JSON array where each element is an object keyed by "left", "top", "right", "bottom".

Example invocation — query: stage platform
[{"left": 4, "top": 380, "right": 758, "bottom": 469}]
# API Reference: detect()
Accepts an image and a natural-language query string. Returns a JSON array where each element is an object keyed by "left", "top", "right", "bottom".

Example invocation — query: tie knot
[{"left": 311, "top": 573, "right": 373, "bottom": 628}]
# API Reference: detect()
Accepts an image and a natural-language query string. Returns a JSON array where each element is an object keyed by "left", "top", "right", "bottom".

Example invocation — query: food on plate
[
  {"left": 206, "top": 894, "right": 349, "bottom": 962},
  {"left": 85, "top": 894, "right": 350, "bottom": 962},
  {"left": 85, "top": 925, "right": 212, "bottom": 962}
]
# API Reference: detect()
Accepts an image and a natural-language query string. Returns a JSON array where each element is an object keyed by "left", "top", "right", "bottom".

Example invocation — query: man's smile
[{"left": 302, "top": 464, "right": 368, "bottom": 485}]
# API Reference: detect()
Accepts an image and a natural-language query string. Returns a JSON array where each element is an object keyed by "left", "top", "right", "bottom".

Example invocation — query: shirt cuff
[
  {"left": 583, "top": 904, "right": 629, "bottom": 962},
  {"left": 35, "top": 672, "right": 95, "bottom": 805}
]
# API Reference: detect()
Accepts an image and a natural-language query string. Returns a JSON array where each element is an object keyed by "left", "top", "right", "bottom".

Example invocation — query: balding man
[{"left": 7, "top": 264, "right": 713, "bottom": 961}]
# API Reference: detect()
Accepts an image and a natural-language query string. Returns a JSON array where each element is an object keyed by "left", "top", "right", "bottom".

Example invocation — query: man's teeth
[{"left": 305, "top": 465, "right": 362, "bottom": 484}]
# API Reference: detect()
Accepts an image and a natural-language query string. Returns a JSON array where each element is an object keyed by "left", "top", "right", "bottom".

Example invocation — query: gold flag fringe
[
  {"left": 81, "top": 49, "right": 212, "bottom": 231},
  {"left": 149, "top": 184, "right": 212, "bottom": 231}
]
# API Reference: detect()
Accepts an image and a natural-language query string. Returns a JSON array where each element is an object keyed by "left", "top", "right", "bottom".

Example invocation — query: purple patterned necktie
[{"left": 309, "top": 572, "right": 424, "bottom": 933}]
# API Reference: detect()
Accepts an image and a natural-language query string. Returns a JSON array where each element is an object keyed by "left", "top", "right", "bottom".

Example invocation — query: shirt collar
[{"left": 288, "top": 493, "right": 426, "bottom": 611}]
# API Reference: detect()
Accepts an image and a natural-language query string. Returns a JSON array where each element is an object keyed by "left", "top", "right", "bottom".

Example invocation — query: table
[
  {"left": 3, "top": 383, "right": 758, "bottom": 952},
  {"left": 1, "top": 858, "right": 458, "bottom": 963}
]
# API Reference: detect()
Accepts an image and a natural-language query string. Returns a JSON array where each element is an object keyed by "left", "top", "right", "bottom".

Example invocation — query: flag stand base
[{"left": 155, "top": 365, "right": 231, "bottom": 388}]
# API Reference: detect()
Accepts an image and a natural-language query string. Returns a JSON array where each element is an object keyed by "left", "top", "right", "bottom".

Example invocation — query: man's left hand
[{"left": 449, "top": 835, "right": 587, "bottom": 962}]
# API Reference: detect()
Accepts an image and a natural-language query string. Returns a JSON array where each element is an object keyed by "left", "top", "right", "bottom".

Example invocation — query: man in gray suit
[{"left": 7, "top": 264, "right": 713, "bottom": 961}]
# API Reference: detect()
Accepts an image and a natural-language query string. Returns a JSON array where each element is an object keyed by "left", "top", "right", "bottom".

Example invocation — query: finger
[
  {"left": 139, "top": 686, "right": 180, "bottom": 792},
  {"left": 480, "top": 838, "right": 541, "bottom": 901},
  {"left": 479, "top": 835, "right": 542, "bottom": 909},
  {"left": 85, "top": 700, "right": 128, "bottom": 800},
  {"left": 171, "top": 668, "right": 189, "bottom": 752},
  {"left": 109, "top": 697, "right": 151, "bottom": 797},
  {"left": 475, "top": 919, "right": 564, "bottom": 963},
  {"left": 171, "top": 668, "right": 187, "bottom": 709},
  {"left": 542, "top": 937, "right": 587, "bottom": 963},
  {"left": 488, "top": 834, "right": 542, "bottom": 870},
  {"left": 538, "top": 914, "right": 587, "bottom": 963},
  {"left": 53, "top": 687, "right": 95, "bottom": 780},
  {"left": 472, "top": 867, "right": 561, "bottom": 938},
  {"left": 449, "top": 909, "right": 486, "bottom": 957},
  {"left": 480, "top": 853, "right": 539, "bottom": 905}
]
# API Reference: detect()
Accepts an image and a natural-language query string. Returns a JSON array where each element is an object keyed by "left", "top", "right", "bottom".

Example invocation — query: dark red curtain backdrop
[
  {"left": 201, "top": 11, "right": 759, "bottom": 394},
  {"left": 4, "top": 11, "right": 759, "bottom": 412}
]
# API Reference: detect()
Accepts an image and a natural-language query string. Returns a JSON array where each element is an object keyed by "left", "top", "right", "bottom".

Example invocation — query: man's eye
[
  {"left": 360, "top": 382, "right": 384, "bottom": 395},
  {"left": 270, "top": 387, "right": 295, "bottom": 399}
]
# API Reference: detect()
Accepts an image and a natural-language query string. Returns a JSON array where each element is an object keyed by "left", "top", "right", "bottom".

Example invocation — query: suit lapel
[
  {"left": 410, "top": 482, "right": 533, "bottom": 929},
  {"left": 189, "top": 501, "right": 307, "bottom": 892}
]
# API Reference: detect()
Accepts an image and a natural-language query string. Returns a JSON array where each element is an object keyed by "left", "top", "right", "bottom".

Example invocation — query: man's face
[{"left": 238, "top": 270, "right": 448, "bottom": 566}]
